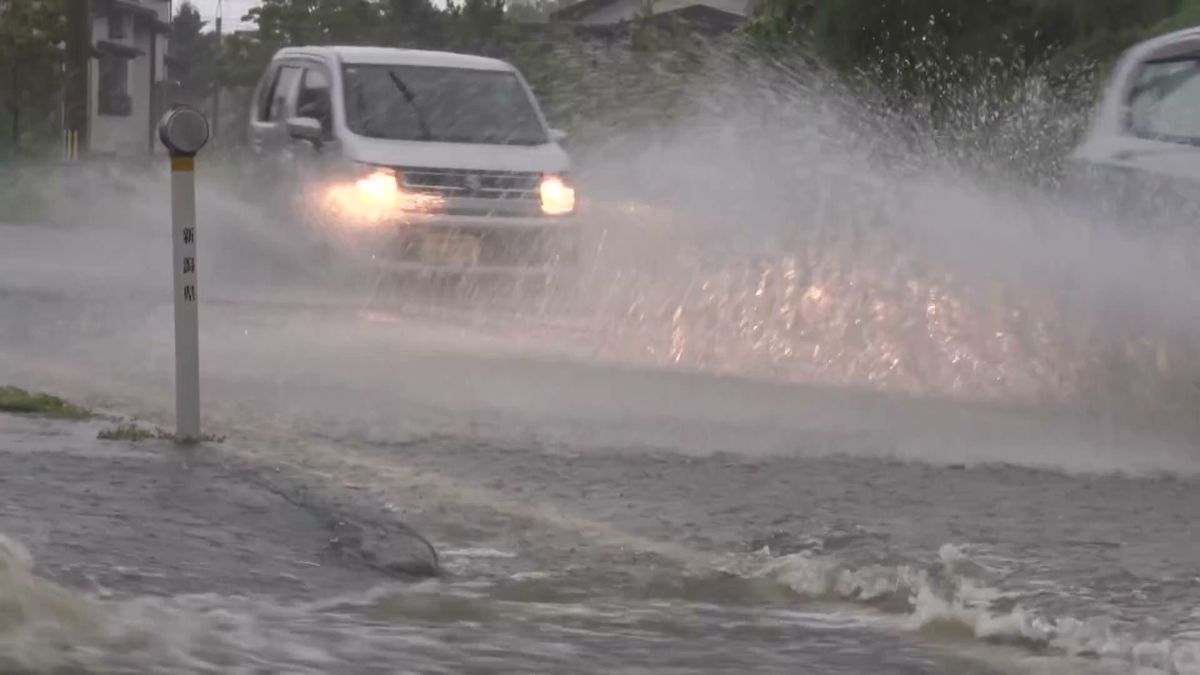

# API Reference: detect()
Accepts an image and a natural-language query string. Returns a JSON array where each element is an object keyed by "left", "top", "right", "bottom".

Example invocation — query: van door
[
  {"left": 247, "top": 63, "right": 277, "bottom": 156},
  {"left": 291, "top": 63, "right": 340, "bottom": 198},
  {"left": 248, "top": 61, "right": 303, "bottom": 161},
  {"left": 296, "top": 64, "right": 335, "bottom": 146}
]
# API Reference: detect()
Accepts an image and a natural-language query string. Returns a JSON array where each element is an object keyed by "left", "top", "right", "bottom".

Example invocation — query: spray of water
[
  {"left": 8, "top": 41, "right": 1200, "bottom": 450},
  {"left": 540, "top": 46, "right": 1200, "bottom": 437}
]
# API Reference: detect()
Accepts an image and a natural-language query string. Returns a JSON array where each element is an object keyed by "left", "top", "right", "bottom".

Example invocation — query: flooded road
[
  {"left": 1, "top": 206, "right": 1199, "bottom": 674},
  {"left": 4, "top": 56, "right": 1200, "bottom": 671}
]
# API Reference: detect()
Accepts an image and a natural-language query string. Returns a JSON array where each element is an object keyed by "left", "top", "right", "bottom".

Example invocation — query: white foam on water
[
  {"left": 3, "top": 517, "right": 1196, "bottom": 675},
  {"left": 729, "top": 542, "right": 1200, "bottom": 674}
]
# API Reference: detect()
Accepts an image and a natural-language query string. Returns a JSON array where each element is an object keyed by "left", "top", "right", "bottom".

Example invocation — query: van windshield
[{"left": 342, "top": 64, "right": 548, "bottom": 146}]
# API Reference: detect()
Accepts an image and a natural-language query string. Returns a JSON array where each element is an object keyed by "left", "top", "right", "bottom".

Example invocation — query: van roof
[{"left": 272, "top": 46, "right": 514, "bottom": 72}]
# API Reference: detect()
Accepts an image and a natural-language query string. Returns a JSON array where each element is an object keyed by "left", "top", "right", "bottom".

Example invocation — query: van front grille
[{"left": 397, "top": 167, "right": 542, "bottom": 202}]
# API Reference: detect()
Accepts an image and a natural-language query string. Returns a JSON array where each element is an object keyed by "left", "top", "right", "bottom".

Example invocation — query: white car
[
  {"left": 1070, "top": 26, "right": 1200, "bottom": 228},
  {"left": 248, "top": 46, "right": 578, "bottom": 277}
]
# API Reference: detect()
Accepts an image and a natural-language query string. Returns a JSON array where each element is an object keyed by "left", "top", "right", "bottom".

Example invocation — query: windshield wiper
[{"left": 387, "top": 71, "right": 433, "bottom": 141}]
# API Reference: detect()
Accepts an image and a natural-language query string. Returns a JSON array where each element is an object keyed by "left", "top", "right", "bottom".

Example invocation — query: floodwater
[{"left": 2, "top": 54, "right": 1200, "bottom": 674}]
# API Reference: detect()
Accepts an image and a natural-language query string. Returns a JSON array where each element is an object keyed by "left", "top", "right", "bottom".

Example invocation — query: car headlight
[
  {"left": 353, "top": 166, "right": 402, "bottom": 210},
  {"left": 540, "top": 174, "right": 576, "bottom": 216},
  {"left": 319, "top": 165, "right": 442, "bottom": 227}
]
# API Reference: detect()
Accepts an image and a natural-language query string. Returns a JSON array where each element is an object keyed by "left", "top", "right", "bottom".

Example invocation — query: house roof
[
  {"left": 551, "top": 0, "right": 748, "bottom": 22},
  {"left": 94, "top": 39, "right": 144, "bottom": 58},
  {"left": 649, "top": 4, "right": 745, "bottom": 31},
  {"left": 274, "top": 46, "right": 514, "bottom": 72},
  {"left": 551, "top": 0, "right": 623, "bottom": 22},
  {"left": 112, "top": 0, "right": 157, "bottom": 19},
  {"left": 565, "top": 4, "right": 745, "bottom": 38}
]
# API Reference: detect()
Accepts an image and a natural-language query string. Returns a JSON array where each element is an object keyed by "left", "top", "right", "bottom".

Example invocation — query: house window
[
  {"left": 108, "top": 9, "right": 125, "bottom": 39},
  {"left": 98, "top": 52, "right": 132, "bottom": 117}
]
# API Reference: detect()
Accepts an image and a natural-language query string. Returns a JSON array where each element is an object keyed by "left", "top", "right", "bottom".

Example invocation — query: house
[
  {"left": 538, "top": 0, "right": 749, "bottom": 67},
  {"left": 70, "top": 0, "right": 173, "bottom": 157},
  {"left": 550, "top": 0, "right": 752, "bottom": 33}
]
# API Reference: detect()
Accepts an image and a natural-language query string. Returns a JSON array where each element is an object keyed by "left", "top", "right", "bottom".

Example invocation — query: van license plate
[{"left": 417, "top": 233, "right": 481, "bottom": 265}]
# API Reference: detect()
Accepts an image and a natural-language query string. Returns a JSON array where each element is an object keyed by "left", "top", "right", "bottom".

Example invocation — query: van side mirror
[
  {"left": 549, "top": 128, "right": 568, "bottom": 143},
  {"left": 287, "top": 117, "right": 323, "bottom": 144}
]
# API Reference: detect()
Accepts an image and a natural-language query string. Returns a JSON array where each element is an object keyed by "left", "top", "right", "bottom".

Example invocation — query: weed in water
[
  {"left": 97, "top": 422, "right": 225, "bottom": 444},
  {"left": 0, "top": 386, "right": 90, "bottom": 419},
  {"left": 174, "top": 432, "right": 226, "bottom": 444},
  {"left": 97, "top": 423, "right": 158, "bottom": 442}
]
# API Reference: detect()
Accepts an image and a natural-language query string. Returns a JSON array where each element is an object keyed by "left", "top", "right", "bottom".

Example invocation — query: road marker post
[{"left": 158, "top": 106, "right": 210, "bottom": 443}]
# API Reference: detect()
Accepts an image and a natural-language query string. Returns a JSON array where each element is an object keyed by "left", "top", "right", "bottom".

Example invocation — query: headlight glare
[{"left": 540, "top": 174, "right": 576, "bottom": 216}]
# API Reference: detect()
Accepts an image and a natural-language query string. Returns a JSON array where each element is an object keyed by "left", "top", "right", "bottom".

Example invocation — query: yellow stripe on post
[{"left": 171, "top": 157, "right": 195, "bottom": 172}]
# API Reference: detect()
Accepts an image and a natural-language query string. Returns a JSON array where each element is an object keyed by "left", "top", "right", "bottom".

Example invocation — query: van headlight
[
  {"left": 540, "top": 174, "right": 576, "bottom": 216},
  {"left": 319, "top": 165, "right": 442, "bottom": 227},
  {"left": 353, "top": 166, "right": 402, "bottom": 210}
]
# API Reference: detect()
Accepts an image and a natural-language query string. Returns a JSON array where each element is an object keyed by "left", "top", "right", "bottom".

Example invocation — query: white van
[
  {"left": 1069, "top": 27, "right": 1200, "bottom": 229},
  {"left": 248, "top": 46, "right": 578, "bottom": 276}
]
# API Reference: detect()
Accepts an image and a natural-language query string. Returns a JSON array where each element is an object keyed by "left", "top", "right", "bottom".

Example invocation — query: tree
[
  {"left": 219, "top": 31, "right": 278, "bottom": 89},
  {"left": 744, "top": 0, "right": 1182, "bottom": 107},
  {"left": 0, "top": 0, "right": 65, "bottom": 154},
  {"left": 444, "top": 0, "right": 506, "bottom": 50},
  {"left": 504, "top": 0, "right": 559, "bottom": 23},
  {"left": 748, "top": 0, "right": 1181, "bottom": 72},
  {"left": 245, "top": 0, "right": 385, "bottom": 46},
  {"left": 169, "top": 2, "right": 219, "bottom": 106},
  {"left": 381, "top": 0, "right": 447, "bottom": 46},
  {"left": 744, "top": 0, "right": 814, "bottom": 46}
]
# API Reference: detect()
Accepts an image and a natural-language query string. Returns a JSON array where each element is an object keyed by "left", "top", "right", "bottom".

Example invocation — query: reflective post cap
[{"left": 159, "top": 106, "right": 210, "bottom": 157}]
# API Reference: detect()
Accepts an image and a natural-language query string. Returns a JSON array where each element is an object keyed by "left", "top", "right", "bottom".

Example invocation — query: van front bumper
[{"left": 334, "top": 213, "right": 579, "bottom": 274}]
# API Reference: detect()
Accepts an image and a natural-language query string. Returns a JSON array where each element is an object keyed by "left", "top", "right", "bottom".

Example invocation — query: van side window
[
  {"left": 1130, "top": 58, "right": 1200, "bottom": 144},
  {"left": 297, "top": 67, "right": 333, "bottom": 138},
  {"left": 266, "top": 66, "right": 302, "bottom": 122},
  {"left": 255, "top": 66, "right": 278, "bottom": 122}
]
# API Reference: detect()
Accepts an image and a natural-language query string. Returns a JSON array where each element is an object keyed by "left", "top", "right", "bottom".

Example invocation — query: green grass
[{"left": 0, "top": 386, "right": 90, "bottom": 419}]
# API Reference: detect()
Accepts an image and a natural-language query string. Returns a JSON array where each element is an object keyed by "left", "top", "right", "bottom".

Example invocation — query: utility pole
[
  {"left": 9, "top": 28, "right": 18, "bottom": 152},
  {"left": 64, "top": 0, "right": 91, "bottom": 157},
  {"left": 211, "top": 0, "right": 221, "bottom": 141},
  {"left": 3, "top": 0, "right": 19, "bottom": 153}
]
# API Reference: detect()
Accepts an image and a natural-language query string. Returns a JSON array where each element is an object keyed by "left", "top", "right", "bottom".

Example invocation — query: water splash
[
  {"left": 541, "top": 46, "right": 1200, "bottom": 435},
  {"left": 14, "top": 44, "right": 1200, "bottom": 439},
  {"left": 728, "top": 543, "right": 1200, "bottom": 673}
]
